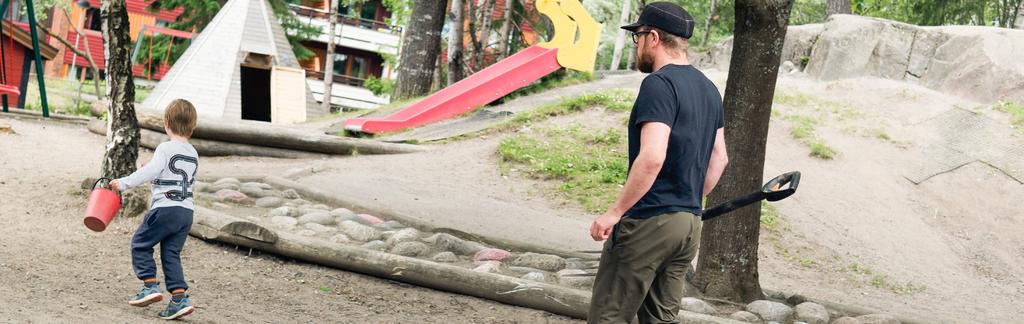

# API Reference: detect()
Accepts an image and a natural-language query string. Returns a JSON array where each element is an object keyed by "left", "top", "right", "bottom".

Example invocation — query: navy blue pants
[{"left": 131, "top": 206, "right": 193, "bottom": 292}]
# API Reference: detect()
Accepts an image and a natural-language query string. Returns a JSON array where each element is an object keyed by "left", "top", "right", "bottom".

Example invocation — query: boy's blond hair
[{"left": 165, "top": 99, "right": 197, "bottom": 137}]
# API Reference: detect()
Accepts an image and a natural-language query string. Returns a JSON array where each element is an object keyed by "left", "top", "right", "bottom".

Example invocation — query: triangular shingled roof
[{"left": 142, "top": 0, "right": 321, "bottom": 120}]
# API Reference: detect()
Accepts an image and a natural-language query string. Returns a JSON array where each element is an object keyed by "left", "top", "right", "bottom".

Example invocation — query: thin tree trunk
[
  {"left": 466, "top": 0, "right": 480, "bottom": 72},
  {"left": 476, "top": 0, "right": 495, "bottom": 67},
  {"left": 693, "top": 0, "right": 795, "bottom": 303},
  {"left": 321, "top": 0, "right": 339, "bottom": 112},
  {"left": 448, "top": 0, "right": 466, "bottom": 84},
  {"left": 625, "top": 44, "right": 635, "bottom": 70},
  {"left": 702, "top": 0, "right": 719, "bottom": 46},
  {"left": 431, "top": 53, "right": 442, "bottom": 91},
  {"left": 1014, "top": 0, "right": 1024, "bottom": 28},
  {"left": 495, "top": 0, "right": 514, "bottom": 59},
  {"left": 825, "top": 0, "right": 851, "bottom": 17},
  {"left": 101, "top": 0, "right": 144, "bottom": 217},
  {"left": 609, "top": 0, "right": 630, "bottom": 70},
  {"left": 393, "top": 0, "right": 448, "bottom": 100}
]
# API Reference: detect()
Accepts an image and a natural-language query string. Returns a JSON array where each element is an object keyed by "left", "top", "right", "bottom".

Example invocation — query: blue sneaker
[
  {"left": 158, "top": 295, "right": 195, "bottom": 320},
  {"left": 128, "top": 283, "right": 163, "bottom": 307}
]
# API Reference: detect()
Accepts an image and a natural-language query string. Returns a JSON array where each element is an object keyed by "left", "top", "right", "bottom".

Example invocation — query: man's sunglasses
[{"left": 631, "top": 31, "right": 652, "bottom": 44}]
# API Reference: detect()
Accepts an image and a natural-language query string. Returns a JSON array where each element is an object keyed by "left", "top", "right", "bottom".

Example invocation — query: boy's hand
[{"left": 109, "top": 179, "right": 121, "bottom": 192}]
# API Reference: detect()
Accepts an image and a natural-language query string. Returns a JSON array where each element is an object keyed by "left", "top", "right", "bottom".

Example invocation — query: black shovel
[{"left": 567, "top": 171, "right": 802, "bottom": 274}]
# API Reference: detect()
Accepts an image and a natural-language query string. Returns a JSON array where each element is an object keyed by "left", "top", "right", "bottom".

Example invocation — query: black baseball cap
[{"left": 620, "top": 2, "right": 695, "bottom": 39}]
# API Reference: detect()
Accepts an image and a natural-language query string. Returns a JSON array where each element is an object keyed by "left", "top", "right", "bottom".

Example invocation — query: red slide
[{"left": 344, "top": 45, "right": 562, "bottom": 134}]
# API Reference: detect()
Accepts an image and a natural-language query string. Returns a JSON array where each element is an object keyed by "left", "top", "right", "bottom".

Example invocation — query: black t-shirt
[{"left": 625, "top": 64, "right": 724, "bottom": 219}]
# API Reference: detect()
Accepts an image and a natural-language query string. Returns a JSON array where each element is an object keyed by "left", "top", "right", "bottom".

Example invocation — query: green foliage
[
  {"left": 133, "top": 35, "right": 189, "bottom": 76},
  {"left": 499, "top": 124, "right": 628, "bottom": 212},
  {"left": 996, "top": 101, "right": 1024, "bottom": 133},
  {"left": 363, "top": 75, "right": 393, "bottom": 96},
  {"left": 809, "top": 142, "right": 836, "bottom": 159},
  {"left": 269, "top": 0, "right": 321, "bottom": 61},
  {"left": 148, "top": 0, "right": 221, "bottom": 30},
  {"left": 853, "top": 0, "right": 1024, "bottom": 27},
  {"left": 760, "top": 201, "right": 781, "bottom": 230}
]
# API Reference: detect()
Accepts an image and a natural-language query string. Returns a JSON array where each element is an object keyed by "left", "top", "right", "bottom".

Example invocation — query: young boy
[{"left": 110, "top": 99, "right": 199, "bottom": 320}]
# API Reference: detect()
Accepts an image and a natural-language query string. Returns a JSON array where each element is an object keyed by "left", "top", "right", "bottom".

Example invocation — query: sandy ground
[
  {"left": 0, "top": 116, "right": 579, "bottom": 323},
  {"left": 1, "top": 67, "right": 1021, "bottom": 323}
]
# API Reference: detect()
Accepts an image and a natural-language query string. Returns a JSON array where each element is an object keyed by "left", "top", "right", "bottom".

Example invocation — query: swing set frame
[{"left": 0, "top": 0, "right": 48, "bottom": 117}]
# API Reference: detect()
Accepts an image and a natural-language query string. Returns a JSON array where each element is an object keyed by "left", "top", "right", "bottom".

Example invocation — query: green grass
[
  {"left": 809, "top": 142, "right": 836, "bottom": 159},
  {"left": 502, "top": 90, "right": 635, "bottom": 130},
  {"left": 502, "top": 71, "right": 596, "bottom": 102},
  {"left": 799, "top": 258, "right": 817, "bottom": 267},
  {"left": 996, "top": 101, "right": 1024, "bottom": 134},
  {"left": 876, "top": 130, "right": 891, "bottom": 141},
  {"left": 760, "top": 201, "right": 782, "bottom": 231},
  {"left": 784, "top": 114, "right": 837, "bottom": 160},
  {"left": 498, "top": 124, "right": 628, "bottom": 212}
]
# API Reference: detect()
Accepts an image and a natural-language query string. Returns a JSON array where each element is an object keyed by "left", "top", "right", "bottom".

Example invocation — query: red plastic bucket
[{"left": 84, "top": 178, "right": 122, "bottom": 232}]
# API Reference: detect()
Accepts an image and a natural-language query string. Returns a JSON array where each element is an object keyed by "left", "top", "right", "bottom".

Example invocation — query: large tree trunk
[
  {"left": 825, "top": 0, "right": 850, "bottom": 17},
  {"left": 321, "top": 0, "right": 339, "bottom": 112},
  {"left": 190, "top": 206, "right": 592, "bottom": 319},
  {"left": 609, "top": 0, "right": 630, "bottom": 70},
  {"left": 693, "top": 0, "right": 794, "bottom": 303},
  {"left": 702, "top": 0, "right": 720, "bottom": 46},
  {"left": 448, "top": 0, "right": 466, "bottom": 84},
  {"left": 88, "top": 119, "right": 328, "bottom": 159},
  {"left": 495, "top": 0, "right": 514, "bottom": 59},
  {"left": 100, "top": 0, "right": 144, "bottom": 217},
  {"left": 392, "top": 0, "right": 447, "bottom": 100},
  {"left": 134, "top": 112, "right": 425, "bottom": 155}
]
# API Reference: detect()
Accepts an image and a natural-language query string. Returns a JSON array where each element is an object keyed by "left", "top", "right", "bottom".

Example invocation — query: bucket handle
[{"left": 92, "top": 177, "right": 123, "bottom": 201}]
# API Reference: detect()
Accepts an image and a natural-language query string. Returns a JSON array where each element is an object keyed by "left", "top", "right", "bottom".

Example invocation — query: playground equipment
[
  {"left": 130, "top": 25, "right": 194, "bottom": 81},
  {"left": 0, "top": 0, "right": 49, "bottom": 116},
  {"left": 343, "top": 0, "right": 601, "bottom": 134},
  {"left": 83, "top": 178, "right": 122, "bottom": 232}
]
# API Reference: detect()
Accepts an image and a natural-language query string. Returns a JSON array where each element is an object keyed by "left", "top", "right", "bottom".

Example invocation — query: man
[{"left": 587, "top": 2, "right": 729, "bottom": 323}]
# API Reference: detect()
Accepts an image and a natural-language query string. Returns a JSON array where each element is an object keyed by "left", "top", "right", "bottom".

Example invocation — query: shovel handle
[{"left": 701, "top": 171, "right": 801, "bottom": 221}]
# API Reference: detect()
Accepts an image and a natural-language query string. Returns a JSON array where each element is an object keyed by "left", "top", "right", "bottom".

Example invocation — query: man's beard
[{"left": 637, "top": 49, "right": 654, "bottom": 73}]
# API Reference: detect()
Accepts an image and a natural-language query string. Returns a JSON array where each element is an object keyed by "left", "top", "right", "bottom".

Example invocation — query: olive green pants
[{"left": 587, "top": 211, "right": 702, "bottom": 324}]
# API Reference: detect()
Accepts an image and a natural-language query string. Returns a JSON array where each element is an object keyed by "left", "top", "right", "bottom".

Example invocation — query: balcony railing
[
  {"left": 288, "top": 4, "right": 402, "bottom": 35},
  {"left": 306, "top": 70, "right": 367, "bottom": 88}
]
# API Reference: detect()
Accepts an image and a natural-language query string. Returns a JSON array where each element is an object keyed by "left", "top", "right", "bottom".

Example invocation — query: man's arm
[
  {"left": 703, "top": 127, "right": 728, "bottom": 196},
  {"left": 590, "top": 122, "right": 670, "bottom": 241}
]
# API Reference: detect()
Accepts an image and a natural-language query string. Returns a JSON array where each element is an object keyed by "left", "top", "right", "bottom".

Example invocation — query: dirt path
[{"left": 0, "top": 116, "right": 580, "bottom": 323}]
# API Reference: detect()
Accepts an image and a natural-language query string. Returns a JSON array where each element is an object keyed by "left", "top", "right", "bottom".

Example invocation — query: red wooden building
[{"left": 0, "top": 22, "right": 57, "bottom": 107}]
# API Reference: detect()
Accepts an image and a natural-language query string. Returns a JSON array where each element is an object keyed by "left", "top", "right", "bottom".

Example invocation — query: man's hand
[
  {"left": 109, "top": 179, "right": 121, "bottom": 192},
  {"left": 590, "top": 211, "right": 622, "bottom": 241}
]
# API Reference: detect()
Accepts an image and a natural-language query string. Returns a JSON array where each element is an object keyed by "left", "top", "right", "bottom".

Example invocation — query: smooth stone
[
  {"left": 746, "top": 300, "right": 794, "bottom": 323},
  {"left": 357, "top": 214, "right": 385, "bottom": 225},
  {"left": 423, "top": 233, "right": 485, "bottom": 255},
  {"left": 361, "top": 240, "right": 387, "bottom": 251},
  {"left": 795, "top": 302, "right": 830, "bottom": 324},
  {"left": 432, "top": 251, "right": 458, "bottom": 263},
  {"left": 679, "top": 297, "right": 717, "bottom": 315},
  {"left": 303, "top": 223, "right": 337, "bottom": 234},
  {"left": 282, "top": 189, "right": 301, "bottom": 199},
  {"left": 511, "top": 253, "right": 566, "bottom": 272},
  {"left": 390, "top": 241, "right": 430, "bottom": 257},
  {"left": 473, "top": 261, "right": 503, "bottom": 274},
  {"left": 521, "top": 272, "right": 546, "bottom": 282},
  {"left": 297, "top": 212, "right": 334, "bottom": 225},
  {"left": 473, "top": 248, "right": 512, "bottom": 262},
  {"left": 340, "top": 221, "right": 382, "bottom": 242},
  {"left": 255, "top": 196, "right": 285, "bottom": 208},
  {"left": 330, "top": 208, "right": 356, "bottom": 219},
  {"left": 385, "top": 228, "right": 420, "bottom": 246},
  {"left": 329, "top": 234, "right": 351, "bottom": 244},
  {"left": 729, "top": 311, "right": 761, "bottom": 323},
  {"left": 214, "top": 189, "right": 249, "bottom": 204}
]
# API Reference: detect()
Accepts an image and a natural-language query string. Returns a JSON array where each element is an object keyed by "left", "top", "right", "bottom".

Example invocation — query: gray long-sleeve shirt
[{"left": 116, "top": 141, "right": 199, "bottom": 210}]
